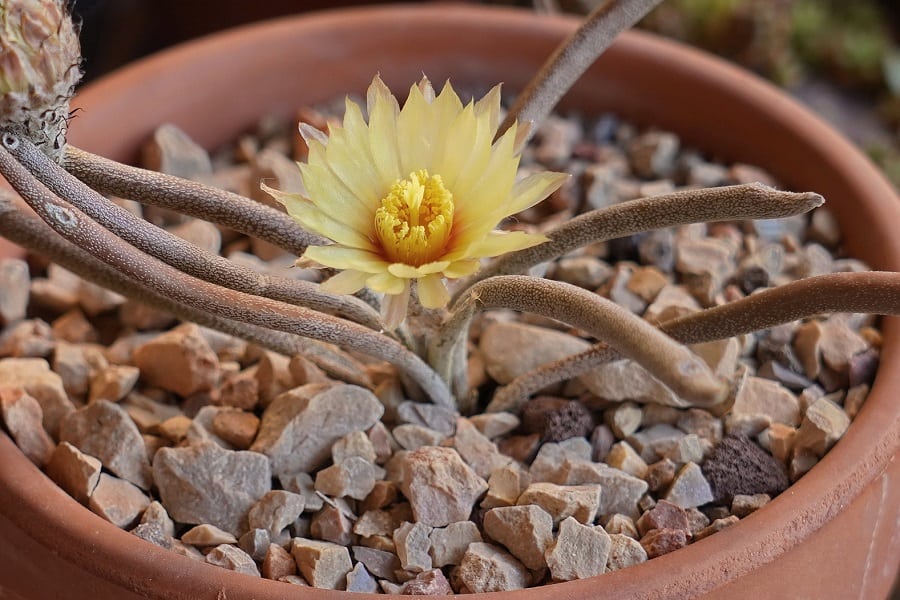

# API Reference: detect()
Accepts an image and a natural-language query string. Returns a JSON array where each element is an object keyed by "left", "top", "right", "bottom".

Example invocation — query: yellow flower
[{"left": 266, "top": 75, "right": 568, "bottom": 327}]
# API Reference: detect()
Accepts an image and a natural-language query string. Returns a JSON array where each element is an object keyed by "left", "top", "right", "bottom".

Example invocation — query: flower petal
[
  {"left": 379, "top": 280, "right": 411, "bottom": 329},
  {"left": 387, "top": 260, "right": 451, "bottom": 279},
  {"left": 262, "top": 184, "right": 374, "bottom": 250},
  {"left": 465, "top": 230, "right": 549, "bottom": 258},
  {"left": 503, "top": 171, "right": 570, "bottom": 216},
  {"left": 304, "top": 245, "right": 388, "bottom": 272},
  {"left": 319, "top": 269, "right": 370, "bottom": 295},
  {"left": 473, "top": 83, "right": 502, "bottom": 134},
  {"left": 367, "top": 271, "right": 407, "bottom": 295},
  {"left": 443, "top": 258, "right": 482, "bottom": 279},
  {"left": 417, "top": 274, "right": 450, "bottom": 309},
  {"left": 367, "top": 75, "right": 402, "bottom": 184}
]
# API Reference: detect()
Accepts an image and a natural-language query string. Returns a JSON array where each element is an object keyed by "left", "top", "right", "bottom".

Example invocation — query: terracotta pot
[{"left": 0, "top": 4, "right": 897, "bottom": 599}]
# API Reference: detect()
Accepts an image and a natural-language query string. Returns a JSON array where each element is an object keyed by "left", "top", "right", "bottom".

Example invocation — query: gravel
[{"left": 0, "top": 105, "right": 880, "bottom": 591}]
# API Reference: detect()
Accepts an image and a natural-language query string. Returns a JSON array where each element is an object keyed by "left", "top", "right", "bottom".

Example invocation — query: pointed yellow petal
[
  {"left": 387, "top": 261, "right": 451, "bottom": 279},
  {"left": 366, "top": 75, "right": 398, "bottom": 120},
  {"left": 443, "top": 258, "right": 482, "bottom": 279},
  {"left": 319, "top": 269, "right": 370, "bottom": 295},
  {"left": 417, "top": 274, "right": 450, "bottom": 309},
  {"left": 466, "top": 230, "right": 549, "bottom": 258},
  {"left": 473, "top": 83, "right": 502, "bottom": 134},
  {"left": 503, "top": 171, "right": 569, "bottom": 216},
  {"left": 367, "top": 76, "right": 402, "bottom": 183},
  {"left": 262, "top": 184, "right": 374, "bottom": 250},
  {"left": 397, "top": 81, "right": 433, "bottom": 173},
  {"left": 298, "top": 162, "right": 373, "bottom": 233},
  {"left": 367, "top": 271, "right": 407, "bottom": 295},
  {"left": 303, "top": 246, "right": 388, "bottom": 272}
]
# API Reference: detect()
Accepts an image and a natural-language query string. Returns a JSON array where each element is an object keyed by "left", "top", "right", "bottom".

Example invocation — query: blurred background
[{"left": 69, "top": 0, "right": 900, "bottom": 189}]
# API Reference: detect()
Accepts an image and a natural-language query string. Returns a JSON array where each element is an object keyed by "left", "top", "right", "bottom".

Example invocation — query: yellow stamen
[{"left": 375, "top": 169, "right": 454, "bottom": 266}]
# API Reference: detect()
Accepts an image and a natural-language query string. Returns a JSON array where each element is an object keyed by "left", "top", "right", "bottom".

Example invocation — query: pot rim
[{"left": 1, "top": 4, "right": 898, "bottom": 599}]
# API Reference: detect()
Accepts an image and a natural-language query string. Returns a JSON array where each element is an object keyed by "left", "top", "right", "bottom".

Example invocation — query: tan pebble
[
  {"left": 606, "top": 441, "right": 649, "bottom": 479},
  {"left": 366, "top": 420, "right": 395, "bottom": 465},
  {"left": 262, "top": 542, "right": 297, "bottom": 580},
  {"left": 29, "top": 277, "right": 78, "bottom": 314},
  {"left": 0, "top": 319, "right": 54, "bottom": 358},
  {"left": 790, "top": 447, "right": 818, "bottom": 481},
  {"left": 255, "top": 351, "right": 294, "bottom": 407},
  {"left": 291, "top": 538, "right": 353, "bottom": 590},
  {"left": 393, "top": 423, "right": 446, "bottom": 450},
  {"left": 604, "top": 402, "right": 642, "bottom": 438},
  {"left": 731, "top": 493, "right": 771, "bottom": 518},
  {"left": 690, "top": 337, "right": 740, "bottom": 379},
  {"left": 288, "top": 354, "right": 329, "bottom": 386},
  {"left": 251, "top": 383, "right": 383, "bottom": 476},
  {"left": 88, "top": 364, "right": 140, "bottom": 404},
  {"left": 694, "top": 515, "right": 740, "bottom": 541},
  {"left": 217, "top": 367, "right": 259, "bottom": 410},
  {"left": 625, "top": 266, "right": 668, "bottom": 302},
  {"left": 664, "top": 462, "right": 714, "bottom": 509},
  {"left": 731, "top": 375, "right": 801, "bottom": 426},
  {"left": 603, "top": 514, "right": 639, "bottom": 539},
  {"left": 482, "top": 463, "right": 531, "bottom": 509},
  {"left": 122, "top": 392, "right": 182, "bottom": 433},
  {"left": 205, "top": 544, "right": 260, "bottom": 577},
  {"left": 51, "top": 309, "right": 97, "bottom": 344},
  {"left": 428, "top": 521, "right": 482, "bottom": 568},
  {"left": 458, "top": 542, "right": 529, "bottom": 593},
  {"left": 479, "top": 321, "right": 591, "bottom": 384},
  {"left": 394, "top": 521, "right": 433, "bottom": 573},
  {"left": 529, "top": 437, "right": 592, "bottom": 484},
  {"left": 59, "top": 400, "right": 152, "bottom": 489},
  {"left": 469, "top": 412, "right": 519, "bottom": 439},
  {"left": 453, "top": 417, "right": 512, "bottom": 479},
  {"left": 0, "top": 258, "right": 29, "bottom": 326},
  {"left": 75, "top": 278, "right": 125, "bottom": 316},
  {"left": 761, "top": 423, "right": 796, "bottom": 464},
  {"left": 140, "top": 500, "right": 174, "bottom": 537},
  {"left": 360, "top": 480, "right": 398, "bottom": 512},
  {"left": 132, "top": 324, "right": 220, "bottom": 397},
  {"left": 46, "top": 441, "right": 101, "bottom": 504},
  {"left": 279, "top": 471, "right": 323, "bottom": 513},
  {"left": 181, "top": 523, "right": 237, "bottom": 546},
  {"left": 545, "top": 516, "right": 611, "bottom": 580},
  {"left": 53, "top": 341, "right": 107, "bottom": 399},
  {"left": 605, "top": 532, "right": 648, "bottom": 571},
  {"left": 238, "top": 528, "right": 271, "bottom": 562},
  {"left": 118, "top": 300, "right": 176, "bottom": 331},
  {"left": 793, "top": 321, "right": 823, "bottom": 379},
  {"left": 819, "top": 318, "right": 869, "bottom": 374},
  {"left": 580, "top": 359, "right": 685, "bottom": 408},
  {"left": 142, "top": 123, "right": 212, "bottom": 178},
  {"left": 248, "top": 490, "right": 305, "bottom": 537},
  {"left": 640, "top": 527, "right": 688, "bottom": 558},
  {"left": 88, "top": 473, "right": 150, "bottom": 529},
  {"left": 558, "top": 460, "right": 648, "bottom": 519},
  {"left": 0, "top": 386, "right": 55, "bottom": 466},
  {"left": 497, "top": 433, "right": 541, "bottom": 464},
  {"left": 400, "top": 446, "right": 488, "bottom": 527},
  {"left": 315, "top": 456, "right": 377, "bottom": 500},
  {"left": 844, "top": 383, "right": 869, "bottom": 419},
  {"left": 484, "top": 505, "right": 553, "bottom": 570},
  {"left": 277, "top": 574, "right": 309, "bottom": 586},
  {"left": 310, "top": 503, "right": 355, "bottom": 546},
  {"left": 351, "top": 545, "right": 401, "bottom": 580},
  {"left": 155, "top": 415, "right": 193, "bottom": 443},
  {"left": 354, "top": 509, "right": 402, "bottom": 539},
  {"left": 645, "top": 458, "right": 677, "bottom": 493},
  {"left": 794, "top": 397, "right": 850, "bottom": 457},
  {"left": 676, "top": 408, "right": 723, "bottom": 444},
  {"left": 211, "top": 410, "right": 260, "bottom": 449},
  {"left": 331, "top": 430, "right": 377, "bottom": 464},
  {"left": 517, "top": 482, "right": 601, "bottom": 525}
]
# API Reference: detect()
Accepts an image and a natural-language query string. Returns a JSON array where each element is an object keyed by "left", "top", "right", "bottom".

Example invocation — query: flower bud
[{"left": 0, "top": 0, "right": 82, "bottom": 162}]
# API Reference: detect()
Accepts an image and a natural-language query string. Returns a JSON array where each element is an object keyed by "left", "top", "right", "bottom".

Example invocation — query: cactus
[{"left": 0, "top": 0, "right": 81, "bottom": 162}]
